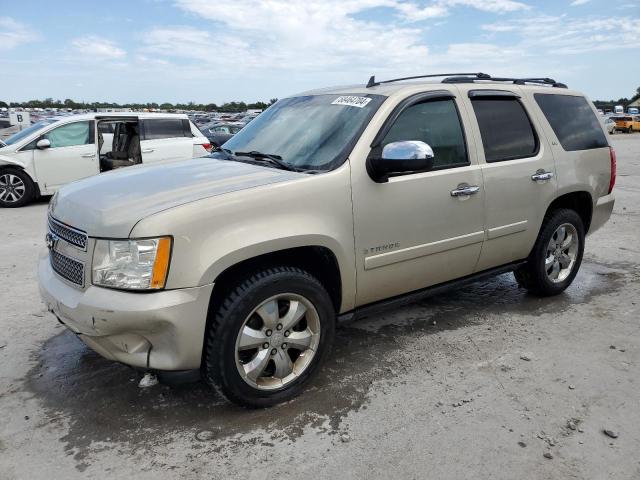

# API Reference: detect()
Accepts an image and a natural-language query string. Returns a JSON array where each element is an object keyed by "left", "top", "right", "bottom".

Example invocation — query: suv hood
[{"left": 51, "top": 157, "right": 304, "bottom": 238}]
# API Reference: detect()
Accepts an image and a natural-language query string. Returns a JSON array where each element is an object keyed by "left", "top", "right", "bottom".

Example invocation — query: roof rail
[
  {"left": 442, "top": 75, "right": 567, "bottom": 88},
  {"left": 366, "top": 72, "right": 490, "bottom": 88},
  {"left": 365, "top": 73, "right": 567, "bottom": 89}
]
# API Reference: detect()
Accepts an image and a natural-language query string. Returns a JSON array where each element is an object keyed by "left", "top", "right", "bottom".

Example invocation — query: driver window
[
  {"left": 44, "top": 121, "right": 94, "bottom": 148},
  {"left": 382, "top": 99, "right": 468, "bottom": 169}
]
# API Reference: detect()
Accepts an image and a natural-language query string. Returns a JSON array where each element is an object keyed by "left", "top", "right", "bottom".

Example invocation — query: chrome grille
[
  {"left": 50, "top": 250, "right": 85, "bottom": 287},
  {"left": 48, "top": 216, "right": 87, "bottom": 251}
]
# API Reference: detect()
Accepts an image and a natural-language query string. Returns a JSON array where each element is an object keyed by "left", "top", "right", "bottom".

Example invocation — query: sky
[{"left": 0, "top": 0, "right": 638, "bottom": 104}]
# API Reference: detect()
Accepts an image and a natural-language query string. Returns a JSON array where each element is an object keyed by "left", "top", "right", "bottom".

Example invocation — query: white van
[{"left": 0, "top": 112, "right": 212, "bottom": 207}]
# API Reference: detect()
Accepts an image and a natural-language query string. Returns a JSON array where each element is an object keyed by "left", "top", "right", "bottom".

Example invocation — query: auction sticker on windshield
[{"left": 331, "top": 96, "right": 372, "bottom": 108}]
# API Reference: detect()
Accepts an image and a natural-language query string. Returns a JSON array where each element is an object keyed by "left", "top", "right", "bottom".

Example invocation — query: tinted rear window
[
  {"left": 143, "top": 118, "right": 189, "bottom": 140},
  {"left": 534, "top": 94, "right": 608, "bottom": 151},
  {"left": 471, "top": 97, "right": 538, "bottom": 162}
]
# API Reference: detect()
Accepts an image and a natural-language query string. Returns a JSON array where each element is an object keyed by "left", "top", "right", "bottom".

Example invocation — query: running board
[{"left": 337, "top": 261, "right": 525, "bottom": 323}]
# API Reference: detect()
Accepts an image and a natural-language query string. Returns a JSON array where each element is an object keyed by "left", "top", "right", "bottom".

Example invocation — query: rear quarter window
[
  {"left": 534, "top": 94, "right": 608, "bottom": 151},
  {"left": 142, "top": 118, "right": 191, "bottom": 140}
]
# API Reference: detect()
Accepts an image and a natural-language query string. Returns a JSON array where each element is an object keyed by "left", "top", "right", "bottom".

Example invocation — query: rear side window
[
  {"left": 142, "top": 119, "right": 190, "bottom": 140},
  {"left": 381, "top": 98, "right": 469, "bottom": 169},
  {"left": 534, "top": 94, "right": 608, "bottom": 151},
  {"left": 471, "top": 97, "right": 538, "bottom": 162}
]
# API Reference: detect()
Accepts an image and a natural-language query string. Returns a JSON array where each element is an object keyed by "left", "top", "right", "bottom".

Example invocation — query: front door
[
  {"left": 33, "top": 120, "right": 98, "bottom": 191},
  {"left": 458, "top": 87, "right": 558, "bottom": 271},
  {"left": 351, "top": 91, "right": 486, "bottom": 306}
]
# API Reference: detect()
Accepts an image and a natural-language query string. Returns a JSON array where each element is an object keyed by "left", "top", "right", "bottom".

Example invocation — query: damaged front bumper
[{"left": 38, "top": 253, "right": 214, "bottom": 371}]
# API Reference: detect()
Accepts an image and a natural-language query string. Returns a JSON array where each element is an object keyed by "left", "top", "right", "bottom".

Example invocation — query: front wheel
[
  {"left": 0, "top": 168, "right": 36, "bottom": 208},
  {"left": 514, "top": 209, "right": 585, "bottom": 297},
  {"left": 203, "top": 266, "right": 335, "bottom": 407}
]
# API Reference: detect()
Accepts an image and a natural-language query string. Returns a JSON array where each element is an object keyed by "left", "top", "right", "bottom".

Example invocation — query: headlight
[{"left": 92, "top": 237, "right": 172, "bottom": 290}]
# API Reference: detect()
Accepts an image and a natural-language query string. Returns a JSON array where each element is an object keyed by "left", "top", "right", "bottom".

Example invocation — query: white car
[
  {"left": 603, "top": 117, "right": 616, "bottom": 134},
  {"left": 0, "top": 112, "right": 212, "bottom": 207}
]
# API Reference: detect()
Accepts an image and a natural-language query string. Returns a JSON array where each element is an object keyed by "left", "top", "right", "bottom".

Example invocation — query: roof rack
[
  {"left": 366, "top": 72, "right": 490, "bottom": 88},
  {"left": 366, "top": 72, "right": 567, "bottom": 89}
]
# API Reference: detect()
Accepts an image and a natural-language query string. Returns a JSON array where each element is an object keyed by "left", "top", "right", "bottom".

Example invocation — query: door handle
[
  {"left": 531, "top": 170, "right": 554, "bottom": 182},
  {"left": 450, "top": 184, "right": 480, "bottom": 197},
  {"left": 142, "top": 148, "right": 154, "bottom": 153},
  {"left": 81, "top": 153, "right": 95, "bottom": 158}
]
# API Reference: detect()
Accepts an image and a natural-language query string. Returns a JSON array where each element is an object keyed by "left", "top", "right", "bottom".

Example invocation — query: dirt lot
[{"left": 1, "top": 134, "right": 639, "bottom": 480}]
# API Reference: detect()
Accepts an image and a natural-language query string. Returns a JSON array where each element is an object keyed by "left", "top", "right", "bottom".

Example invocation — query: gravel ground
[{"left": 1, "top": 134, "right": 639, "bottom": 480}]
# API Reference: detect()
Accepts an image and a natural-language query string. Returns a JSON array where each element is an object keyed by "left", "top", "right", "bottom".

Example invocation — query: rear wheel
[
  {"left": 203, "top": 266, "right": 335, "bottom": 407},
  {"left": 514, "top": 209, "right": 585, "bottom": 296},
  {"left": 0, "top": 168, "right": 35, "bottom": 208}
]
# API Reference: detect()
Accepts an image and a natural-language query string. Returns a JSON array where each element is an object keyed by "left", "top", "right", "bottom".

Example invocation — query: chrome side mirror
[
  {"left": 368, "top": 140, "right": 435, "bottom": 182},
  {"left": 36, "top": 139, "right": 51, "bottom": 150}
]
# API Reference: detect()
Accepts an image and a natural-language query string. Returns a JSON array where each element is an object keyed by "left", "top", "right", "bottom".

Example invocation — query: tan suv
[{"left": 38, "top": 73, "right": 616, "bottom": 407}]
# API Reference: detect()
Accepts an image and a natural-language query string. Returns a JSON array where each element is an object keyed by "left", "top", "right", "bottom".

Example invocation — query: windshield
[
  {"left": 3, "top": 119, "right": 57, "bottom": 146},
  {"left": 221, "top": 93, "right": 386, "bottom": 171}
]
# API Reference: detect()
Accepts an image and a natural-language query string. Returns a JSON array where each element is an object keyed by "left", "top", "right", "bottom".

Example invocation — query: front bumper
[
  {"left": 38, "top": 252, "right": 214, "bottom": 370},
  {"left": 589, "top": 193, "right": 615, "bottom": 235}
]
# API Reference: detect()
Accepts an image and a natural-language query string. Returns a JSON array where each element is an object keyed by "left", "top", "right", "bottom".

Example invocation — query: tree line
[
  {"left": 2, "top": 86, "right": 639, "bottom": 112},
  {"left": 592, "top": 86, "right": 640, "bottom": 110},
  {"left": 0, "top": 98, "right": 279, "bottom": 112}
]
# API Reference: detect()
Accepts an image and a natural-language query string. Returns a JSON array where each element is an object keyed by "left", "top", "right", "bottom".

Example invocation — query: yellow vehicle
[{"left": 612, "top": 115, "right": 640, "bottom": 133}]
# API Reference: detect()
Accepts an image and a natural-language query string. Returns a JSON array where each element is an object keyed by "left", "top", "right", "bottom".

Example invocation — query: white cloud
[
  {"left": 70, "top": 35, "right": 126, "bottom": 59},
  {"left": 481, "top": 15, "right": 640, "bottom": 54},
  {"left": 570, "top": 0, "right": 591, "bottom": 5},
  {"left": 148, "top": 0, "right": 531, "bottom": 74},
  {"left": 0, "top": 17, "right": 37, "bottom": 50},
  {"left": 148, "top": 1, "right": 430, "bottom": 73}
]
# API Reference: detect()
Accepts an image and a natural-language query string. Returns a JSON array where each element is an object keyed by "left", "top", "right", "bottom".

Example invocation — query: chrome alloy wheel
[
  {"left": 234, "top": 293, "right": 321, "bottom": 390},
  {"left": 0, "top": 173, "right": 26, "bottom": 204},
  {"left": 545, "top": 223, "right": 579, "bottom": 283}
]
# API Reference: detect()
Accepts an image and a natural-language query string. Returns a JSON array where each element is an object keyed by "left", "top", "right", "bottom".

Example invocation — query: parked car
[
  {"left": 611, "top": 115, "right": 640, "bottom": 133},
  {"left": 199, "top": 122, "right": 243, "bottom": 149},
  {"left": 39, "top": 74, "right": 614, "bottom": 407},
  {"left": 603, "top": 117, "right": 616, "bottom": 134},
  {"left": 0, "top": 112, "right": 211, "bottom": 207}
]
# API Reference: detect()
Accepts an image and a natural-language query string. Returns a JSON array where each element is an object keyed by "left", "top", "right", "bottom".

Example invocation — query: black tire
[
  {"left": 514, "top": 208, "right": 585, "bottom": 297},
  {"left": 203, "top": 266, "right": 335, "bottom": 407},
  {"left": 0, "top": 168, "right": 36, "bottom": 208}
]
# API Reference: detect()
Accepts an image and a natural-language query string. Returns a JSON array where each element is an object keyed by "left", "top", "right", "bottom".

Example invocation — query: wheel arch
[
  {"left": 544, "top": 191, "right": 593, "bottom": 233},
  {"left": 208, "top": 245, "right": 343, "bottom": 315}
]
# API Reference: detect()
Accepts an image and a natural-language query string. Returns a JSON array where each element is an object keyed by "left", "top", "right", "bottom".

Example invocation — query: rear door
[
  {"left": 32, "top": 120, "right": 98, "bottom": 191},
  {"left": 458, "top": 87, "right": 557, "bottom": 271},
  {"left": 140, "top": 118, "right": 194, "bottom": 164}
]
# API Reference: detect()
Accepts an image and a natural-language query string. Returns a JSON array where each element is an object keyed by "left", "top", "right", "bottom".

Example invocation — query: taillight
[
  {"left": 608, "top": 146, "right": 616, "bottom": 194},
  {"left": 200, "top": 143, "right": 213, "bottom": 153}
]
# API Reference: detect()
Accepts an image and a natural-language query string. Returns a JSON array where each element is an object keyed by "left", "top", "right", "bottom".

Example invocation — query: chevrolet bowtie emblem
[{"left": 45, "top": 232, "right": 58, "bottom": 251}]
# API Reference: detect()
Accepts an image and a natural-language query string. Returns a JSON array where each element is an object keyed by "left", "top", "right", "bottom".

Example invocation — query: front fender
[
  {"left": 0, "top": 154, "right": 25, "bottom": 169},
  {"left": 131, "top": 167, "right": 357, "bottom": 311}
]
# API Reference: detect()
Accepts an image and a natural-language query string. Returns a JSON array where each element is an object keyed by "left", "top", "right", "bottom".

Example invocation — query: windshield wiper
[{"left": 234, "top": 150, "right": 301, "bottom": 172}]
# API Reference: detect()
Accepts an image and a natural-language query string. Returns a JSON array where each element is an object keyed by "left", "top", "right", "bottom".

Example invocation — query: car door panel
[
  {"left": 32, "top": 120, "right": 98, "bottom": 191},
  {"left": 351, "top": 91, "right": 486, "bottom": 307},
  {"left": 457, "top": 86, "right": 557, "bottom": 272},
  {"left": 140, "top": 118, "right": 194, "bottom": 164}
]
